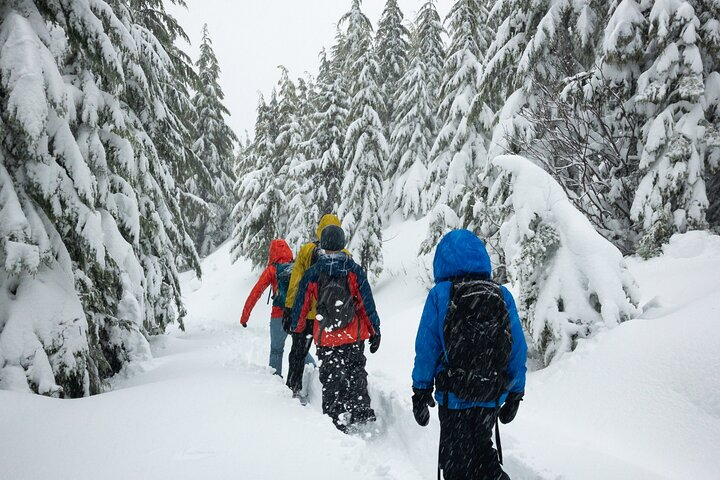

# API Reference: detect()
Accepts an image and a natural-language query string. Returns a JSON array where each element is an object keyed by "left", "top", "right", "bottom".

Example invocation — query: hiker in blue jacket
[{"left": 412, "top": 229, "right": 527, "bottom": 480}]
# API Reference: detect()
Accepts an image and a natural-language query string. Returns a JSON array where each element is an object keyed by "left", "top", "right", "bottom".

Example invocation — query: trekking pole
[
  {"left": 437, "top": 434, "right": 443, "bottom": 480},
  {"left": 495, "top": 403, "right": 503, "bottom": 465},
  {"left": 266, "top": 289, "right": 271, "bottom": 305},
  {"left": 437, "top": 453, "right": 441, "bottom": 479}
]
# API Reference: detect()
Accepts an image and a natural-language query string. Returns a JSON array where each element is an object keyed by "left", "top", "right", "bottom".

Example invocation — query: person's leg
[
  {"left": 304, "top": 351, "right": 316, "bottom": 366},
  {"left": 268, "top": 317, "right": 287, "bottom": 376},
  {"left": 344, "top": 342, "right": 374, "bottom": 424},
  {"left": 285, "top": 321, "right": 314, "bottom": 394},
  {"left": 438, "top": 405, "right": 462, "bottom": 480},
  {"left": 473, "top": 408, "right": 509, "bottom": 480},
  {"left": 438, "top": 406, "right": 508, "bottom": 480},
  {"left": 317, "top": 346, "right": 347, "bottom": 431}
]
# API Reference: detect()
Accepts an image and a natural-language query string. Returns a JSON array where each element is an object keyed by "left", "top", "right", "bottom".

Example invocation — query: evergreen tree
[
  {"left": 699, "top": 0, "right": 720, "bottom": 229},
  {"left": 337, "top": 0, "right": 387, "bottom": 276},
  {"left": 0, "top": 0, "right": 198, "bottom": 396},
  {"left": 479, "top": 0, "right": 642, "bottom": 252},
  {"left": 129, "top": 0, "right": 204, "bottom": 270},
  {"left": 423, "top": 0, "right": 489, "bottom": 246},
  {"left": 375, "top": 0, "right": 410, "bottom": 137},
  {"left": 485, "top": 155, "right": 640, "bottom": 364},
  {"left": 312, "top": 50, "right": 350, "bottom": 217},
  {"left": 187, "top": 24, "right": 238, "bottom": 257},
  {"left": 231, "top": 93, "right": 283, "bottom": 268},
  {"left": 632, "top": 2, "right": 712, "bottom": 257},
  {"left": 389, "top": 0, "right": 444, "bottom": 218},
  {"left": 284, "top": 71, "right": 319, "bottom": 248},
  {"left": 234, "top": 130, "right": 253, "bottom": 180}
]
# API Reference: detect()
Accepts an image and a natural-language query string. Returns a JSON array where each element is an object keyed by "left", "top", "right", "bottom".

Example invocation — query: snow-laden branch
[{"left": 486, "top": 155, "right": 641, "bottom": 364}]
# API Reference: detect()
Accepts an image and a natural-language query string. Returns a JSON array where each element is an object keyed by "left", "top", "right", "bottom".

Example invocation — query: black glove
[
  {"left": 499, "top": 391, "right": 524, "bottom": 424},
  {"left": 412, "top": 387, "right": 436, "bottom": 427},
  {"left": 282, "top": 309, "right": 293, "bottom": 334},
  {"left": 369, "top": 334, "right": 381, "bottom": 354}
]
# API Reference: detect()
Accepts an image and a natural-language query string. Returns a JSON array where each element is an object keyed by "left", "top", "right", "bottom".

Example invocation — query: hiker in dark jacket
[
  {"left": 290, "top": 225, "right": 381, "bottom": 431},
  {"left": 283, "top": 214, "right": 350, "bottom": 397},
  {"left": 412, "top": 229, "right": 527, "bottom": 480},
  {"left": 240, "top": 239, "right": 311, "bottom": 376}
]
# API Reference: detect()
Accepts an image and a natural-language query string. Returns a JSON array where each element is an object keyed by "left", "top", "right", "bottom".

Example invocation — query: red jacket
[
  {"left": 292, "top": 253, "right": 380, "bottom": 347},
  {"left": 240, "top": 239, "right": 293, "bottom": 325}
]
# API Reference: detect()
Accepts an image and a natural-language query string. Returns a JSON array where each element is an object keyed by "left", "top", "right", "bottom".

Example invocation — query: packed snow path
[{"left": 2, "top": 222, "right": 719, "bottom": 479}]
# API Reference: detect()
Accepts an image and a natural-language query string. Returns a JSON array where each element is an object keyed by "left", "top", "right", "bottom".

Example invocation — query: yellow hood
[{"left": 316, "top": 214, "right": 341, "bottom": 240}]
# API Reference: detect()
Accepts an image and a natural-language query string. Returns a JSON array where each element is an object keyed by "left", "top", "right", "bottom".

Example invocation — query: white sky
[{"left": 166, "top": 0, "right": 454, "bottom": 140}]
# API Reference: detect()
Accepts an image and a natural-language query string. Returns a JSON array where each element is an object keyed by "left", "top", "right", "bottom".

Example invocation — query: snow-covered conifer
[
  {"left": 338, "top": 0, "right": 387, "bottom": 275},
  {"left": 483, "top": 1, "right": 642, "bottom": 251},
  {"left": 423, "top": 0, "right": 489, "bottom": 233},
  {"left": 375, "top": 0, "right": 410, "bottom": 136},
  {"left": 632, "top": 2, "right": 712, "bottom": 257},
  {"left": 487, "top": 155, "right": 640, "bottom": 364},
  {"left": 312, "top": 50, "right": 350, "bottom": 217},
  {"left": 0, "top": 0, "right": 198, "bottom": 396},
  {"left": 231, "top": 93, "right": 284, "bottom": 268},
  {"left": 284, "top": 72, "right": 320, "bottom": 247},
  {"left": 389, "top": 0, "right": 444, "bottom": 218},
  {"left": 186, "top": 24, "right": 238, "bottom": 257},
  {"left": 701, "top": 0, "right": 720, "bottom": 228}
]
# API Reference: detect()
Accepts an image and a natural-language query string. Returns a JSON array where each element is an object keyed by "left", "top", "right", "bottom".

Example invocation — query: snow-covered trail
[
  {"left": 0, "top": 236, "right": 540, "bottom": 480},
  {"left": 0, "top": 219, "right": 541, "bottom": 480},
  {"left": 2, "top": 224, "right": 719, "bottom": 479}
]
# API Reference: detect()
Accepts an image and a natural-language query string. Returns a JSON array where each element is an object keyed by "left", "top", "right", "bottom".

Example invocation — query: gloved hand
[
  {"left": 369, "top": 334, "right": 381, "bottom": 354},
  {"left": 499, "top": 391, "right": 524, "bottom": 424},
  {"left": 412, "top": 387, "right": 436, "bottom": 427},
  {"left": 282, "top": 309, "right": 293, "bottom": 334},
  {"left": 240, "top": 320, "right": 247, "bottom": 328}
]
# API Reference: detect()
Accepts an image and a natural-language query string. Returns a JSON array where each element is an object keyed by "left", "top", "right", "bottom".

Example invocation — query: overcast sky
[{"left": 166, "top": 1, "right": 454, "bottom": 140}]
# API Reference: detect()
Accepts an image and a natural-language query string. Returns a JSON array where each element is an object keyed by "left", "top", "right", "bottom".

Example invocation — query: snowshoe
[{"left": 347, "top": 416, "right": 383, "bottom": 440}]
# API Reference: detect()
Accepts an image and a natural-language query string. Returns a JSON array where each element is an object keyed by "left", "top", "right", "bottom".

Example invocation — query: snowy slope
[
  {"left": 1, "top": 223, "right": 719, "bottom": 480},
  {"left": 507, "top": 231, "right": 720, "bottom": 480}
]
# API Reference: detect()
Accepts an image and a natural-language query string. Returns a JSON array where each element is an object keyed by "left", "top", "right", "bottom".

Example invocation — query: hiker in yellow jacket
[{"left": 283, "top": 214, "right": 349, "bottom": 399}]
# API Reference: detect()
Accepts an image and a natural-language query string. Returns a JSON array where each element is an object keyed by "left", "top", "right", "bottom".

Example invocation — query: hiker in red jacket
[{"left": 240, "top": 239, "right": 313, "bottom": 376}]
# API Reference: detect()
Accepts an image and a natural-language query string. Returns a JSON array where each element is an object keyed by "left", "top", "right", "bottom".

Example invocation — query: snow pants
[
  {"left": 317, "top": 342, "right": 375, "bottom": 431},
  {"left": 438, "top": 406, "right": 509, "bottom": 480},
  {"left": 286, "top": 320, "right": 315, "bottom": 393}
]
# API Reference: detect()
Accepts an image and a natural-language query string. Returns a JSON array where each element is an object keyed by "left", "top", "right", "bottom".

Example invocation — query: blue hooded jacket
[{"left": 411, "top": 229, "right": 527, "bottom": 409}]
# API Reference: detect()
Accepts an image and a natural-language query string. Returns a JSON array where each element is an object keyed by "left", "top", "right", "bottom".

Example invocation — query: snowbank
[
  {"left": 487, "top": 155, "right": 641, "bottom": 363},
  {"left": 505, "top": 231, "right": 720, "bottom": 479}
]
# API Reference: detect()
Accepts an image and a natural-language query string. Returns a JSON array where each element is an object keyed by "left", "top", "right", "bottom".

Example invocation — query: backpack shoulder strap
[{"left": 311, "top": 241, "right": 324, "bottom": 266}]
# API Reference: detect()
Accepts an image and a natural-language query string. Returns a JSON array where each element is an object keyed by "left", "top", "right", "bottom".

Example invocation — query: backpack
[
  {"left": 272, "top": 262, "right": 294, "bottom": 308},
  {"left": 315, "top": 271, "right": 355, "bottom": 333},
  {"left": 435, "top": 278, "right": 512, "bottom": 403}
]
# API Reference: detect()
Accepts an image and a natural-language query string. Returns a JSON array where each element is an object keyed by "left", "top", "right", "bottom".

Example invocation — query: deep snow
[{"left": 1, "top": 222, "right": 719, "bottom": 479}]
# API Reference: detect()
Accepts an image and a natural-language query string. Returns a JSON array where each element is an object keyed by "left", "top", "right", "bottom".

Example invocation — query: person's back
[
  {"left": 284, "top": 214, "right": 346, "bottom": 323},
  {"left": 239, "top": 239, "right": 294, "bottom": 376},
  {"left": 283, "top": 214, "right": 351, "bottom": 397},
  {"left": 412, "top": 229, "right": 527, "bottom": 480},
  {"left": 291, "top": 225, "right": 381, "bottom": 431},
  {"left": 292, "top": 251, "right": 379, "bottom": 348}
]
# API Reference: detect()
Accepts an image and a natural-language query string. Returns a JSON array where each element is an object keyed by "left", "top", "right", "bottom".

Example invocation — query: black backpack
[
  {"left": 316, "top": 272, "right": 356, "bottom": 333},
  {"left": 435, "top": 278, "right": 512, "bottom": 403}
]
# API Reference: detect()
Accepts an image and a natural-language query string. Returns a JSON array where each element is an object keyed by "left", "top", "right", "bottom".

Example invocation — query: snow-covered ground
[{"left": 1, "top": 222, "right": 719, "bottom": 480}]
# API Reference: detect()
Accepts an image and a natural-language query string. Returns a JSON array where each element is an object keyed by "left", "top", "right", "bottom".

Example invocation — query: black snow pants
[
  {"left": 438, "top": 406, "right": 509, "bottom": 480},
  {"left": 286, "top": 320, "right": 314, "bottom": 394},
  {"left": 317, "top": 342, "right": 375, "bottom": 431}
]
